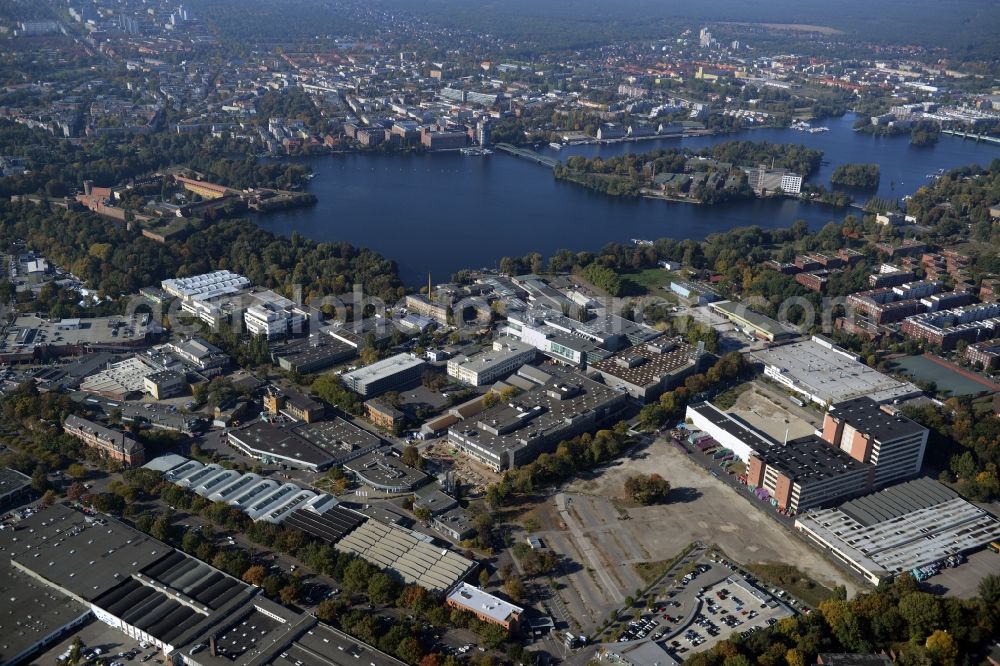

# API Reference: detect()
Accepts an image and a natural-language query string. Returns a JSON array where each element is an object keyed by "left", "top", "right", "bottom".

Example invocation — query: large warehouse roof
[
  {"left": 795, "top": 477, "right": 1000, "bottom": 584},
  {"left": 334, "top": 520, "right": 475, "bottom": 592}
]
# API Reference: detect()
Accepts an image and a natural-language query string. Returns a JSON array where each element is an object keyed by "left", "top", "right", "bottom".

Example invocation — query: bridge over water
[{"left": 494, "top": 143, "right": 560, "bottom": 168}]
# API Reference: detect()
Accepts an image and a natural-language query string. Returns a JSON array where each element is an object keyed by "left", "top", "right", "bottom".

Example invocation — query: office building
[
  {"left": 753, "top": 337, "right": 921, "bottom": 405},
  {"left": 263, "top": 386, "right": 325, "bottom": 423},
  {"left": 447, "top": 365, "right": 628, "bottom": 470},
  {"left": 795, "top": 477, "right": 1000, "bottom": 585},
  {"left": 747, "top": 436, "right": 872, "bottom": 513},
  {"left": 447, "top": 337, "right": 536, "bottom": 386},
  {"left": 591, "top": 337, "right": 708, "bottom": 402},
  {"left": 446, "top": 583, "right": 523, "bottom": 634},
  {"left": 63, "top": 414, "right": 145, "bottom": 467},
  {"left": 341, "top": 353, "right": 426, "bottom": 397},
  {"left": 503, "top": 308, "right": 658, "bottom": 367},
  {"left": 143, "top": 369, "right": 187, "bottom": 399},
  {"left": 243, "top": 290, "right": 310, "bottom": 338},
  {"left": 822, "top": 397, "right": 929, "bottom": 487}
]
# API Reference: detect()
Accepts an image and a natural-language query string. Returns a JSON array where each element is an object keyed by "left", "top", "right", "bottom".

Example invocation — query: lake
[{"left": 260, "top": 114, "right": 1000, "bottom": 285}]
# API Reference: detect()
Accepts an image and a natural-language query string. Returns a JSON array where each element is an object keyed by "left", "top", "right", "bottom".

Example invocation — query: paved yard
[
  {"left": 924, "top": 549, "right": 999, "bottom": 599},
  {"left": 727, "top": 385, "right": 817, "bottom": 442}
]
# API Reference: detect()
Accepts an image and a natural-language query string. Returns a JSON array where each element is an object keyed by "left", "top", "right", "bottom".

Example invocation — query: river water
[{"left": 260, "top": 114, "right": 1000, "bottom": 285}]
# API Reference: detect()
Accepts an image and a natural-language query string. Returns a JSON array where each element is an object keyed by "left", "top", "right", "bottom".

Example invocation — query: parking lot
[
  {"left": 33, "top": 616, "right": 162, "bottom": 666},
  {"left": 608, "top": 552, "right": 794, "bottom": 660},
  {"left": 924, "top": 548, "right": 1000, "bottom": 598}
]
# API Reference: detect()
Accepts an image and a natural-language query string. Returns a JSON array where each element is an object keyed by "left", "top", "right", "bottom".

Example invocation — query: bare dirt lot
[{"left": 534, "top": 439, "right": 860, "bottom": 632}]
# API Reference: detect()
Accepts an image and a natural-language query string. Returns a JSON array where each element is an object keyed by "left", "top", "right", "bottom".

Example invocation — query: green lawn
[
  {"left": 621, "top": 268, "right": 677, "bottom": 295},
  {"left": 745, "top": 562, "right": 838, "bottom": 608}
]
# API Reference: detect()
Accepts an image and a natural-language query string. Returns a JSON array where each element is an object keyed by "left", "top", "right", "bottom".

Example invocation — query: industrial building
[
  {"left": 684, "top": 402, "right": 777, "bottom": 463},
  {"left": 753, "top": 336, "right": 922, "bottom": 405},
  {"left": 162, "top": 337, "right": 230, "bottom": 374},
  {"left": 591, "top": 337, "right": 709, "bottom": 402},
  {"left": 147, "top": 455, "right": 335, "bottom": 524},
  {"left": 341, "top": 353, "right": 426, "bottom": 397},
  {"left": 795, "top": 477, "right": 1000, "bottom": 585},
  {"left": 687, "top": 402, "right": 877, "bottom": 513},
  {"left": 161, "top": 270, "right": 250, "bottom": 301},
  {"left": 271, "top": 336, "right": 356, "bottom": 374},
  {"left": 0, "top": 467, "right": 31, "bottom": 508},
  {"left": 822, "top": 397, "right": 929, "bottom": 487},
  {"left": 447, "top": 337, "right": 536, "bottom": 386},
  {"left": 447, "top": 365, "right": 628, "bottom": 470},
  {"left": 709, "top": 300, "right": 796, "bottom": 342},
  {"left": 333, "top": 519, "right": 476, "bottom": 592},
  {"left": 669, "top": 280, "right": 721, "bottom": 306},
  {"left": 228, "top": 421, "right": 337, "bottom": 471},
  {"left": 0, "top": 314, "right": 161, "bottom": 362},
  {"left": 445, "top": 583, "right": 523, "bottom": 634},
  {"left": 63, "top": 414, "right": 146, "bottom": 467},
  {"left": 0, "top": 504, "right": 405, "bottom": 666},
  {"left": 342, "top": 450, "right": 429, "bottom": 492}
]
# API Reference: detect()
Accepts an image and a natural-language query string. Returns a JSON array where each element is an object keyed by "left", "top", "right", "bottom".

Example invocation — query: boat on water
[
  {"left": 549, "top": 142, "right": 563, "bottom": 150},
  {"left": 460, "top": 147, "right": 493, "bottom": 156},
  {"left": 631, "top": 238, "right": 654, "bottom": 246},
  {"left": 807, "top": 127, "right": 829, "bottom": 133}
]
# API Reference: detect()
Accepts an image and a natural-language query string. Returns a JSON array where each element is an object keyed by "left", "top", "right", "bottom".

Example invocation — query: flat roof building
[
  {"left": 795, "top": 477, "right": 1000, "bottom": 585},
  {"left": 591, "top": 337, "right": 708, "bottom": 402},
  {"left": 0, "top": 504, "right": 402, "bottom": 665},
  {"left": 447, "top": 337, "right": 536, "bottom": 386},
  {"left": 822, "top": 397, "right": 929, "bottom": 488},
  {"left": 446, "top": 583, "right": 523, "bottom": 634},
  {"left": 343, "top": 450, "right": 429, "bottom": 493},
  {"left": 448, "top": 365, "right": 628, "bottom": 470},
  {"left": 753, "top": 336, "right": 921, "bottom": 406},
  {"left": 0, "top": 467, "right": 31, "bottom": 509},
  {"left": 272, "top": 336, "right": 356, "bottom": 374},
  {"left": 0, "top": 314, "right": 161, "bottom": 362},
  {"left": 228, "top": 421, "right": 337, "bottom": 471},
  {"left": 341, "top": 354, "right": 426, "bottom": 398},
  {"left": 747, "top": 435, "right": 872, "bottom": 513},
  {"left": 709, "top": 300, "right": 796, "bottom": 342}
]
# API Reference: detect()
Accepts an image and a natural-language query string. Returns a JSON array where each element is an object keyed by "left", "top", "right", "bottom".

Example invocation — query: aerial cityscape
[{"left": 0, "top": 1, "right": 999, "bottom": 666}]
